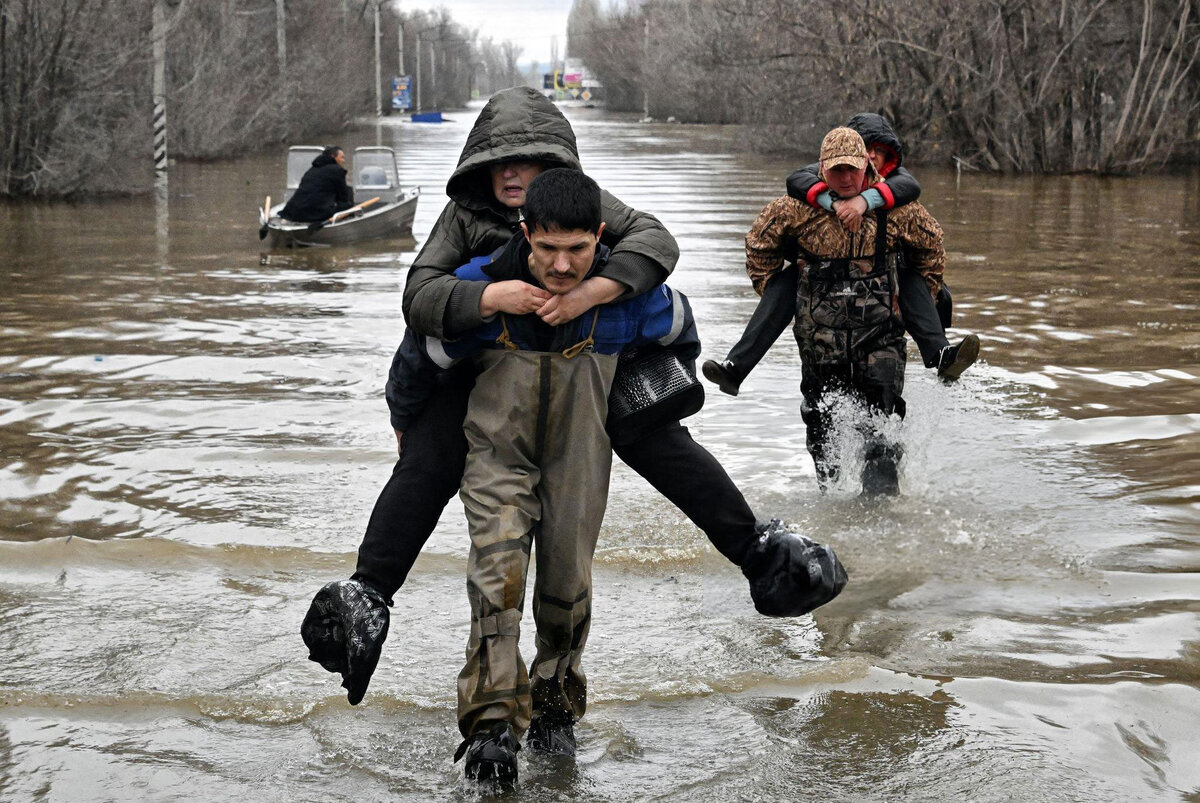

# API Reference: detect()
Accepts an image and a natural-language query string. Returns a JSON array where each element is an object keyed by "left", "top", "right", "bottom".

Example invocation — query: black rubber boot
[
  {"left": 861, "top": 441, "right": 901, "bottom": 497},
  {"left": 526, "top": 710, "right": 577, "bottom": 756},
  {"left": 701, "top": 359, "right": 743, "bottom": 396},
  {"left": 455, "top": 722, "right": 521, "bottom": 787},
  {"left": 814, "top": 459, "right": 840, "bottom": 492}
]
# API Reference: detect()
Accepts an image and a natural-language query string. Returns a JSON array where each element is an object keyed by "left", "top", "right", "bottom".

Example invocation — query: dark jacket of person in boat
[
  {"left": 280, "top": 147, "right": 354, "bottom": 223},
  {"left": 401, "top": 86, "right": 679, "bottom": 340}
]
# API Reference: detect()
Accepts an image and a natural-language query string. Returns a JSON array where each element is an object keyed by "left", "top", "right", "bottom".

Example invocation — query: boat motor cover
[
  {"left": 740, "top": 519, "right": 848, "bottom": 616},
  {"left": 301, "top": 579, "right": 390, "bottom": 705}
]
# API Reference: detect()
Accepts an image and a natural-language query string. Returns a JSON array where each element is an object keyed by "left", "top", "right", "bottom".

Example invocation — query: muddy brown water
[{"left": 1, "top": 105, "right": 1198, "bottom": 801}]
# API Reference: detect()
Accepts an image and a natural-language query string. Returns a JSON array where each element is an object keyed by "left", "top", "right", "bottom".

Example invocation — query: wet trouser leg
[
  {"left": 898, "top": 270, "right": 949, "bottom": 367},
  {"left": 528, "top": 358, "right": 613, "bottom": 724},
  {"left": 860, "top": 341, "right": 908, "bottom": 419},
  {"left": 613, "top": 422, "right": 759, "bottom": 567},
  {"left": 353, "top": 375, "right": 471, "bottom": 600},
  {"left": 799, "top": 336, "right": 907, "bottom": 485},
  {"left": 724, "top": 266, "right": 799, "bottom": 380},
  {"left": 457, "top": 508, "right": 534, "bottom": 741},
  {"left": 457, "top": 352, "right": 614, "bottom": 739},
  {"left": 799, "top": 369, "right": 846, "bottom": 486}
]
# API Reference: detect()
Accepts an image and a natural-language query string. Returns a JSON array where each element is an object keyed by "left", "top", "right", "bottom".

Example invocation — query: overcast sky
[{"left": 400, "top": 0, "right": 572, "bottom": 66}]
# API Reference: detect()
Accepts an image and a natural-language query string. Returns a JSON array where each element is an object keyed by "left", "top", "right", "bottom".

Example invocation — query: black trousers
[
  {"left": 726, "top": 266, "right": 800, "bottom": 378},
  {"left": 725, "top": 267, "right": 950, "bottom": 377},
  {"left": 898, "top": 272, "right": 951, "bottom": 367},
  {"left": 354, "top": 374, "right": 759, "bottom": 599}
]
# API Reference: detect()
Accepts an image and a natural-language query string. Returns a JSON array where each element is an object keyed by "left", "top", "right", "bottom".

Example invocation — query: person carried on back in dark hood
[
  {"left": 300, "top": 88, "right": 847, "bottom": 763},
  {"left": 278, "top": 145, "right": 354, "bottom": 223},
  {"left": 702, "top": 113, "right": 980, "bottom": 397},
  {"left": 738, "top": 126, "right": 948, "bottom": 496}
]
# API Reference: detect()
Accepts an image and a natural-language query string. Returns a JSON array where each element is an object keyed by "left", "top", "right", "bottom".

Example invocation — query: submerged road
[{"left": 1, "top": 105, "right": 1199, "bottom": 800}]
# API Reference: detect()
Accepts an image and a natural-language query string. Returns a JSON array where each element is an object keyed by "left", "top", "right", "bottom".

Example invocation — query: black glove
[
  {"left": 740, "top": 519, "right": 848, "bottom": 617},
  {"left": 300, "top": 579, "right": 390, "bottom": 705}
]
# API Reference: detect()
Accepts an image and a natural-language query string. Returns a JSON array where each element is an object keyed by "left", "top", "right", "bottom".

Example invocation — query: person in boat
[
  {"left": 300, "top": 88, "right": 846, "bottom": 722},
  {"left": 702, "top": 113, "right": 980, "bottom": 396},
  {"left": 278, "top": 145, "right": 354, "bottom": 223},
  {"left": 741, "top": 126, "right": 947, "bottom": 495}
]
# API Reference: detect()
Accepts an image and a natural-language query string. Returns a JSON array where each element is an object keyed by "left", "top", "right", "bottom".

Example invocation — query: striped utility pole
[{"left": 152, "top": 0, "right": 168, "bottom": 187}]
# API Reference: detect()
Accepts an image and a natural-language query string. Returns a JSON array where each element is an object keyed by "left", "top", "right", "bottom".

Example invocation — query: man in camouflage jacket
[{"left": 744, "top": 127, "right": 946, "bottom": 494}]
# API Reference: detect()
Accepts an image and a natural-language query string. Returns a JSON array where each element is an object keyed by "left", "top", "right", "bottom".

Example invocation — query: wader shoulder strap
[
  {"left": 495, "top": 315, "right": 521, "bottom": 351},
  {"left": 561, "top": 309, "right": 600, "bottom": 359},
  {"left": 494, "top": 309, "right": 601, "bottom": 357},
  {"left": 873, "top": 208, "right": 904, "bottom": 323},
  {"left": 874, "top": 209, "right": 889, "bottom": 274}
]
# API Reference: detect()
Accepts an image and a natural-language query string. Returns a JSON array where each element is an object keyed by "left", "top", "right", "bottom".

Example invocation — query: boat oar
[
  {"left": 257, "top": 196, "right": 271, "bottom": 240},
  {"left": 307, "top": 197, "right": 381, "bottom": 234}
]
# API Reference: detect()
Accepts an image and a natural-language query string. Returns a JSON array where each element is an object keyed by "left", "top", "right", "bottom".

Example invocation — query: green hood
[{"left": 446, "top": 87, "right": 581, "bottom": 214}]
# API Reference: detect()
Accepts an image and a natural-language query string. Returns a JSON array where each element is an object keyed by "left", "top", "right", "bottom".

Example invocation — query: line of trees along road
[
  {"left": 0, "top": 1, "right": 516, "bottom": 198},
  {"left": 4, "top": 0, "right": 1194, "bottom": 196},
  {"left": 569, "top": 0, "right": 1200, "bottom": 173}
]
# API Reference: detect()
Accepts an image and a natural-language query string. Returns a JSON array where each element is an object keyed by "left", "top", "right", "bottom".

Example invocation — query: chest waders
[
  {"left": 794, "top": 211, "right": 908, "bottom": 491},
  {"left": 455, "top": 330, "right": 617, "bottom": 740}
]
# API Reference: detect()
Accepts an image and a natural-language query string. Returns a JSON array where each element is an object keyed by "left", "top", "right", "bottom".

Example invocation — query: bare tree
[
  {"left": 0, "top": 0, "right": 522, "bottom": 196},
  {"left": 1, "top": 0, "right": 147, "bottom": 195},
  {"left": 569, "top": 0, "right": 1200, "bottom": 172}
]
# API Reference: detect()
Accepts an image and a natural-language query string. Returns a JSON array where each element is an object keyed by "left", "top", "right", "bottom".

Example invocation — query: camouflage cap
[{"left": 820, "top": 127, "right": 868, "bottom": 170}]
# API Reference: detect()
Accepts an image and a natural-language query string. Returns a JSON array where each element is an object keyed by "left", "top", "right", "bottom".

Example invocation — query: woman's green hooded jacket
[{"left": 402, "top": 87, "right": 679, "bottom": 339}]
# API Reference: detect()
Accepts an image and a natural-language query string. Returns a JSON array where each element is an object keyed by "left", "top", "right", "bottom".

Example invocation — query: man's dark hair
[{"left": 522, "top": 168, "right": 602, "bottom": 234}]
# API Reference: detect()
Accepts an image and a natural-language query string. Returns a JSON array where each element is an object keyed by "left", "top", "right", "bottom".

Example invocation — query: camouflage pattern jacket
[{"left": 744, "top": 195, "right": 945, "bottom": 299}]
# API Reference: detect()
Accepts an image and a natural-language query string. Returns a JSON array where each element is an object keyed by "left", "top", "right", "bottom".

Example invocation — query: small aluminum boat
[{"left": 261, "top": 146, "right": 419, "bottom": 248}]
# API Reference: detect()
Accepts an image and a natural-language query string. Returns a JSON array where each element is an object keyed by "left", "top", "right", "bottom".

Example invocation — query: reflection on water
[{"left": 1, "top": 108, "right": 1199, "bottom": 800}]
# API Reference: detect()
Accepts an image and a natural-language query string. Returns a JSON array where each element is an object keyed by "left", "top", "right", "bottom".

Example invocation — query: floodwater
[{"left": 1, "top": 104, "right": 1198, "bottom": 802}]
